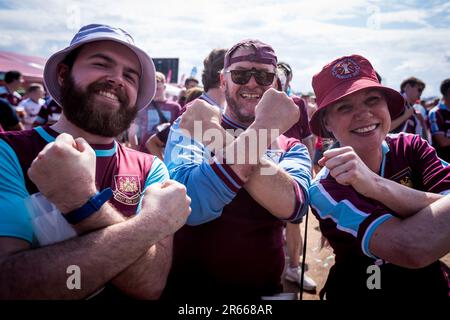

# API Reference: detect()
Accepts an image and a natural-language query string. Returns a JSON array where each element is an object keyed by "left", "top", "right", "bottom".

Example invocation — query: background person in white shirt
[{"left": 18, "top": 84, "right": 45, "bottom": 129}]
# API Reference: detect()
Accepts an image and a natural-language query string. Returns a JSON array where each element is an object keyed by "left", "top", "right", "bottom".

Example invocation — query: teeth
[
  {"left": 98, "top": 90, "right": 119, "bottom": 101},
  {"left": 353, "top": 124, "right": 377, "bottom": 133},
  {"left": 241, "top": 93, "right": 260, "bottom": 99}
]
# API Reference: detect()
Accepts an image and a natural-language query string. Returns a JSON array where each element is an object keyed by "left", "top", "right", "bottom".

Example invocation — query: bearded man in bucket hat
[
  {"left": 309, "top": 54, "right": 450, "bottom": 300},
  {"left": 0, "top": 24, "right": 191, "bottom": 299},
  {"left": 161, "top": 39, "right": 312, "bottom": 299}
]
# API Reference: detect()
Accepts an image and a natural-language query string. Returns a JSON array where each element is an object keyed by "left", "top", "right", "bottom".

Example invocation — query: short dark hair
[
  {"left": 400, "top": 76, "right": 426, "bottom": 93},
  {"left": 202, "top": 48, "right": 227, "bottom": 92},
  {"left": 440, "top": 78, "right": 450, "bottom": 97},
  {"left": 184, "top": 77, "right": 199, "bottom": 87},
  {"left": 4, "top": 70, "right": 22, "bottom": 84},
  {"left": 60, "top": 46, "right": 82, "bottom": 71}
]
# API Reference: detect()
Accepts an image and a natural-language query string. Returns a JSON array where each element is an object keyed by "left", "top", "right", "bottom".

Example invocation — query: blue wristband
[{"left": 64, "top": 188, "right": 113, "bottom": 225}]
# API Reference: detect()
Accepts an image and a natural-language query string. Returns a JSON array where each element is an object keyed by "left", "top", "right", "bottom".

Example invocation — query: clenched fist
[
  {"left": 179, "top": 99, "right": 222, "bottom": 141},
  {"left": 28, "top": 133, "right": 98, "bottom": 213},
  {"left": 139, "top": 180, "right": 191, "bottom": 238},
  {"left": 254, "top": 88, "right": 300, "bottom": 134},
  {"left": 319, "top": 146, "right": 379, "bottom": 197}
]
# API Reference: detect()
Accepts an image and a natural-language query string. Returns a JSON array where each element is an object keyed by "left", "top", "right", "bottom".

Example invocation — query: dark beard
[
  {"left": 60, "top": 75, "right": 138, "bottom": 137},
  {"left": 224, "top": 86, "right": 256, "bottom": 124}
]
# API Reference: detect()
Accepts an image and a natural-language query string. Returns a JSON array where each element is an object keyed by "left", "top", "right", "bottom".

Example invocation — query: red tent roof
[{"left": 0, "top": 50, "right": 47, "bottom": 82}]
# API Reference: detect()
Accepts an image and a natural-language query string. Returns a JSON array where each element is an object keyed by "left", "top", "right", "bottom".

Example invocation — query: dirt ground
[{"left": 282, "top": 210, "right": 450, "bottom": 300}]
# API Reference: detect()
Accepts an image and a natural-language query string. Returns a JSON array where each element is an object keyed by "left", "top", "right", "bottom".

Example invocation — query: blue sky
[{"left": 0, "top": 0, "right": 449, "bottom": 98}]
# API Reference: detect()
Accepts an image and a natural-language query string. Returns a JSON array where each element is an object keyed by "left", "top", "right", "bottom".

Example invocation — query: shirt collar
[
  {"left": 439, "top": 101, "right": 450, "bottom": 111},
  {"left": 34, "top": 126, "right": 117, "bottom": 157},
  {"left": 221, "top": 113, "right": 248, "bottom": 130},
  {"left": 200, "top": 93, "right": 220, "bottom": 108},
  {"left": 380, "top": 140, "right": 390, "bottom": 177}
]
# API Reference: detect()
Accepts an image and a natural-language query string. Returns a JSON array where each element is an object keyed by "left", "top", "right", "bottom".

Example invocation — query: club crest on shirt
[
  {"left": 399, "top": 176, "right": 413, "bottom": 188},
  {"left": 113, "top": 175, "right": 141, "bottom": 205},
  {"left": 332, "top": 58, "right": 360, "bottom": 79},
  {"left": 390, "top": 167, "right": 414, "bottom": 188}
]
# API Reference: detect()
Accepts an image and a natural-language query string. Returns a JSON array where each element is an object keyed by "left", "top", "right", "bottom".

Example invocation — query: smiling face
[
  {"left": 222, "top": 47, "right": 276, "bottom": 125},
  {"left": 68, "top": 40, "right": 140, "bottom": 110},
  {"left": 323, "top": 88, "right": 391, "bottom": 155},
  {"left": 58, "top": 40, "right": 141, "bottom": 137}
]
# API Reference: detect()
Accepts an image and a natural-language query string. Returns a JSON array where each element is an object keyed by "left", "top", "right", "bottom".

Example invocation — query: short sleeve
[
  {"left": 0, "top": 138, "right": 33, "bottom": 242},
  {"left": 136, "top": 157, "right": 170, "bottom": 213}
]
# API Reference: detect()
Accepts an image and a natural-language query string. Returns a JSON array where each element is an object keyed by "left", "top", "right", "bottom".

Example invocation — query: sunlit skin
[
  {"left": 323, "top": 88, "right": 391, "bottom": 172},
  {"left": 221, "top": 47, "right": 277, "bottom": 126},
  {"left": 53, "top": 40, "right": 142, "bottom": 144},
  {"left": 61, "top": 40, "right": 141, "bottom": 112}
]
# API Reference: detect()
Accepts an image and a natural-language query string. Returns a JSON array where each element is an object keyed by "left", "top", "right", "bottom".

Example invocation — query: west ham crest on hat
[{"left": 332, "top": 58, "right": 361, "bottom": 79}]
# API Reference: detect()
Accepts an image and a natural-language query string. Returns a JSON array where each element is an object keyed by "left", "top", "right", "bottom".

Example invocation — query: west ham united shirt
[{"left": 0, "top": 126, "right": 169, "bottom": 244}]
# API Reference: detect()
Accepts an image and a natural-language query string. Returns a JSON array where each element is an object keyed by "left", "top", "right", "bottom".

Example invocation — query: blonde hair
[{"left": 155, "top": 71, "right": 166, "bottom": 84}]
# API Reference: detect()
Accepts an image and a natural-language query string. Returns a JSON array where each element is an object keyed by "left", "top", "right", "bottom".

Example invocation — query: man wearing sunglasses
[{"left": 162, "top": 39, "right": 312, "bottom": 299}]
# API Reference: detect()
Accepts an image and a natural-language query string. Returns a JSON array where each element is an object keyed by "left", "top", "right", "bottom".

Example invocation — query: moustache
[{"left": 87, "top": 81, "right": 129, "bottom": 106}]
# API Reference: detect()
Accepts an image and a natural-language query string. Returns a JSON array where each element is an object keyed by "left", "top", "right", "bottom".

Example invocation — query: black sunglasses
[{"left": 226, "top": 68, "right": 275, "bottom": 86}]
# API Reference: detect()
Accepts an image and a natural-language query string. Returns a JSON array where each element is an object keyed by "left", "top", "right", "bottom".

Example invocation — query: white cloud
[
  {"left": 0, "top": 0, "right": 449, "bottom": 97},
  {"left": 376, "top": 8, "right": 430, "bottom": 27}
]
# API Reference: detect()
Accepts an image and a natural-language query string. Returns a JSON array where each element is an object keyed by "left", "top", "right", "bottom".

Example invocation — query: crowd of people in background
[
  {"left": 3, "top": 69, "right": 449, "bottom": 165},
  {"left": 0, "top": 23, "right": 449, "bottom": 301},
  {"left": 0, "top": 70, "right": 63, "bottom": 132}
]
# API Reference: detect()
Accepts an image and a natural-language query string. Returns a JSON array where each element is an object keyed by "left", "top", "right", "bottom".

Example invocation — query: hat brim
[
  {"left": 44, "top": 37, "right": 156, "bottom": 110},
  {"left": 309, "top": 78, "right": 405, "bottom": 138}
]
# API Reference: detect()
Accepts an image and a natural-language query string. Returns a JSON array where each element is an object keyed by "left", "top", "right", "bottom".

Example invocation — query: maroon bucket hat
[{"left": 309, "top": 54, "right": 405, "bottom": 138}]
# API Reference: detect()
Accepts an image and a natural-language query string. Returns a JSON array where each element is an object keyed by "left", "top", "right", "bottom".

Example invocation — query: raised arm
[
  {"left": 184, "top": 120, "right": 309, "bottom": 221},
  {"left": 109, "top": 160, "right": 177, "bottom": 299},
  {"left": 320, "top": 146, "right": 444, "bottom": 217},
  {"left": 164, "top": 102, "right": 244, "bottom": 225},
  {"left": 0, "top": 194, "right": 186, "bottom": 299},
  {"left": 310, "top": 177, "right": 450, "bottom": 270},
  {"left": 0, "top": 134, "right": 190, "bottom": 299},
  {"left": 368, "top": 194, "right": 450, "bottom": 268},
  {"left": 244, "top": 141, "right": 310, "bottom": 220},
  {"left": 167, "top": 89, "right": 304, "bottom": 223},
  {"left": 214, "top": 89, "right": 299, "bottom": 181}
]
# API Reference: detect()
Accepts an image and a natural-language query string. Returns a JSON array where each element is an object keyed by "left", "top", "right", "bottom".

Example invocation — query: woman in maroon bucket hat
[{"left": 309, "top": 54, "right": 450, "bottom": 300}]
